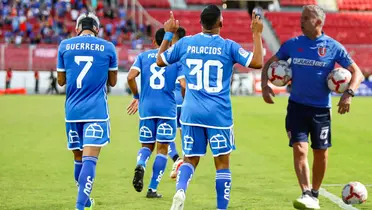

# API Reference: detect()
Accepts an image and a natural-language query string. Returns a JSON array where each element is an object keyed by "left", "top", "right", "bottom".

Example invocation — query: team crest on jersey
[
  {"left": 238, "top": 48, "right": 249, "bottom": 58},
  {"left": 318, "top": 46, "right": 327, "bottom": 57}
]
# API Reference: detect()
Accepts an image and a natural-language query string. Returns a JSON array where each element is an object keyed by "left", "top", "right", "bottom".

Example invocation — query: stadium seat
[
  {"left": 138, "top": 0, "right": 170, "bottom": 8},
  {"left": 337, "top": 0, "right": 372, "bottom": 11},
  {"left": 186, "top": 0, "right": 222, "bottom": 5},
  {"left": 280, "top": 0, "right": 318, "bottom": 7}
]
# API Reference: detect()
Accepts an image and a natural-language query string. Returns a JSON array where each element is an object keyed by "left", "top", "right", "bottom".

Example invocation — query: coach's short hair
[
  {"left": 155, "top": 28, "right": 166, "bottom": 46},
  {"left": 176, "top": 27, "right": 186, "bottom": 39},
  {"left": 303, "top": 5, "right": 326, "bottom": 26},
  {"left": 200, "top": 5, "right": 221, "bottom": 30}
]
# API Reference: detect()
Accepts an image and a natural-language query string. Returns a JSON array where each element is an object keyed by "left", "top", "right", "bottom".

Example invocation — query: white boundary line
[
  {"left": 323, "top": 184, "right": 372, "bottom": 187},
  {"left": 319, "top": 187, "right": 360, "bottom": 210}
]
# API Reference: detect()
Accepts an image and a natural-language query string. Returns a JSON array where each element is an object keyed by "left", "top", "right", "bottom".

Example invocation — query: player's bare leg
[
  {"left": 133, "top": 143, "right": 155, "bottom": 192},
  {"left": 292, "top": 143, "right": 320, "bottom": 209},
  {"left": 75, "top": 146, "right": 101, "bottom": 210},
  {"left": 311, "top": 149, "right": 328, "bottom": 198},
  {"left": 170, "top": 129, "right": 184, "bottom": 179},
  {"left": 146, "top": 142, "right": 169, "bottom": 198},
  {"left": 214, "top": 154, "right": 231, "bottom": 210},
  {"left": 171, "top": 156, "right": 199, "bottom": 210}
]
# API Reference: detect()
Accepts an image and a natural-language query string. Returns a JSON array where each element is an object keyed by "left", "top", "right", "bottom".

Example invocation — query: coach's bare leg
[
  {"left": 293, "top": 142, "right": 311, "bottom": 191},
  {"left": 142, "top": 143, "right": 155, "bottom": 152},
  {"left": 214, "top": 153, "right": 230, "bottom": 170},
  {"left": 312, "top": 149, "right": 328, "bottom": 191},
  {"left": 73, "top": 150, "right": 83, "bottom": 161}
]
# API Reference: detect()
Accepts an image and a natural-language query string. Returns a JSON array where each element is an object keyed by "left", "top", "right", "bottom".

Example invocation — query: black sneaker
[
  {"left": 132, "top": 165, "right": 145, "bottom": 192},
  {"left": 146, "top": 189, "right": 163, "bottom": 198}
]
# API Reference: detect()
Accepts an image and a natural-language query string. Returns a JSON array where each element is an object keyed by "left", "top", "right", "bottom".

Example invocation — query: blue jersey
[
  {"left": 161, "top": 33, "right": 253, "bottom": 128},
  {"left": 276, "top": 33, "right": 354, "bottom": 108},
  {"left": 57, "top": 34, "right": 118, "bottom": 122},
  {"left": 131, "top": 49, "right": 184, "bottom": 119},
  {"left": 175, "top": 79, "right": 183, "bottom": 107}
]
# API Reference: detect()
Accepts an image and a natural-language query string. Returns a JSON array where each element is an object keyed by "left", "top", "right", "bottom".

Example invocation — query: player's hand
[
  {"left": 262, "top": 85, "right": 275, "bottom": 104},
  {"left": 164, "top": 11, "right": 179, "bottom": 33},
  {"left": 251, "top": 11, "right": 263, "bottom": 34},
  {"left": 127, "top": 99, "right": 139, "bottom": 115},
  {"left": 337, "top": 92, "right": 352, "bottom": 114}
]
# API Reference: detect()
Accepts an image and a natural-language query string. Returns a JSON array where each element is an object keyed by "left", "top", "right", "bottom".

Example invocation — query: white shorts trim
[
  {"left": 180, "top": 120, "right": 234, "bottom": 129},
  {"left": 139, "top": 140, "right": 156, "bottom": 144},
  {"left": 65, "top": 118, "right": 110, "bottom": 123},
  {"left": 184, "top": 153, "right": 206, "bottom": 157},
  {"left": 83, "top": 141, "right": 109, "bottom": 147},
  {"left": 68, "top": 147, "right": 83, "bottom": 151},
  {"left": 140, "top": 116, "right": 176, "bottom": 120},
  {"left": 212, "top": 149, "right": 233, "bottom": 157},
  {"left": 157, "top": 138, "right": 175, "bottom": 143}
]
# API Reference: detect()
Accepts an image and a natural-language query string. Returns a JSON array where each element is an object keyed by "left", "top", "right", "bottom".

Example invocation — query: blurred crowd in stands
[{"left": 0, "top": 0, "right": 152, "bottom": 49}]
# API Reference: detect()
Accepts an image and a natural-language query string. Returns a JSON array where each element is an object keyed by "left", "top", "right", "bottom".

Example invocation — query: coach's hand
[
  {"left": 251, "top": 11, "right": 263, "bottom": 34},
  {"left": 164, "top": 11, "right": 179, "bottom": 33},
  {"left": 337, "top": 92, "right": 351, "bottom": 114},
  {"left": 127, "top": 99, "right": 139, "bottom": 115},
  {"left": 262, "top": 85, "right": 275, "bottom": 104}
]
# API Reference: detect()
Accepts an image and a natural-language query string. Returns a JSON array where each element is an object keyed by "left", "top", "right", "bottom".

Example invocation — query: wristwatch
[{"left": 345, "top": 89, "right": 355, "bottom": 97}]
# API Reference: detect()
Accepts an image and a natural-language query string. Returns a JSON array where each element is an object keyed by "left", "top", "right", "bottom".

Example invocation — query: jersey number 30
[
  {"left": 186, "top": 59, "right": 223, "bottom": 93},
  {"left": 75, "top": 56, "right": 93, "bottom": 89}
]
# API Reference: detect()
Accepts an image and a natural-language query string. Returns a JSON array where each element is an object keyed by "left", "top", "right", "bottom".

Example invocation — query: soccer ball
[
  {"left": 342, "top": 182, "right": 368, "bottom": 204},
  {"left": 327, "top": 68, "right": 352, "bottom": 93},
  {"left": 267, "top": 60, "right": 292, "bottom": 86}
]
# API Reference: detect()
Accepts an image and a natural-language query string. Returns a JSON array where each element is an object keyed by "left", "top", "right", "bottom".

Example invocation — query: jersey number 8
[{"left": 186, "top": 59, "right": 223, "bottom": 93}]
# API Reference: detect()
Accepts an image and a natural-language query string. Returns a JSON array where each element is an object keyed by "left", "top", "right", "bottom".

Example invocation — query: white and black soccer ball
[
  {"left": 342, "top": 182, "right": 368, "bottom": 205},
  {"left": 267, "top": 60, "right": 292, "bottom": 87},
  {"left": 327, "top": 68, "right": 352, "bottom": 93}
]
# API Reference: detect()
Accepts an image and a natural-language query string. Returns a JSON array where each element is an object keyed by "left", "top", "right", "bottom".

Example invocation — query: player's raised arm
[
  {"left": 249, "top": 11, "right": 264, "bottom": 69},
  {"left": 56, "top": 43, "right": 66, "bottom": 86},
  {"left": 156, "top": 11, "right": 179, "bottom": 67},
  {"left": 126, "top": 56, "right": 141, "bottom": 115}
]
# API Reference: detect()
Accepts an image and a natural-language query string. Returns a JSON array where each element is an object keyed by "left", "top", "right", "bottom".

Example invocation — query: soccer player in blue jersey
[
  {"left": 56, "top": 12, "right": 118, "bottom": 210},
  {"left": 156, "top": 5, "right": 264, "bottom": 210},
  {"left": 261, "top": 5, "right": 364, "bottom": 210},
  {"left": 169, "top": 27, "right": 186, "bottom": 180},
  {"left": 126, "top": 27, "right": 186, "bottom": 198}
]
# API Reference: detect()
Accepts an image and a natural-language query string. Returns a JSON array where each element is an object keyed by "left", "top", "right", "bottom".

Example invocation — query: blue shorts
[
  {"left": 65, "top": 121, "right": 111, "bottom": 150},
  {"left": 286, "top": 100, "right": 332, "bottom": 149},
  {"left": 176, "top": 106, "right": 182, "bottom": 129},
  {"left": 181, "top": 125, "right": 235, "bottom": 157},
  {"left": 139, "top": 118, "right": 177, "bottom": 143}
]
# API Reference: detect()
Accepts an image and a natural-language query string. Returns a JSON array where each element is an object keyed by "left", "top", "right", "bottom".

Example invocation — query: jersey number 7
[{"left": 75, "top": 56, "right": 94, "bottom": 89}]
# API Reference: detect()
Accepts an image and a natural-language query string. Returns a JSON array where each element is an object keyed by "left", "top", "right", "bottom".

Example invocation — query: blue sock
[
  {"left": 75, "top": 156, "right": 97, "bottom": 210},
  {"left": 168, "top": 142, "right": 179, "bottom": 161},
  {"left": 216, "top": 169, "right": 232, "bottom": 210},
  {"left": 74, "top": 160, "right": 83, "bottom": 185},
  {"left": 136, "top": 147, "right": 152, "bottom": 168},
  {"left": 176, "top": 163, "right": 194, "bottom": 192},
  {"left": 148, "top": 154, "right": 168, "bottom": 190},
  {"left": 74, "top": 160, "right": 91, "bottom": 207}
]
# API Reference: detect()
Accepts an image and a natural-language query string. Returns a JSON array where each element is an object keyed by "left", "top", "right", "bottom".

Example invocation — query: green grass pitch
[{"left": 0, "top": 95, "right": 371, "bottom": 210}]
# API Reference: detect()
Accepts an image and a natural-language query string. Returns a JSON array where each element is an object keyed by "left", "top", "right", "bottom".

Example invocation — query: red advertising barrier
[{"left": 0, "top": 44, "right": 146, "bottom": 71}]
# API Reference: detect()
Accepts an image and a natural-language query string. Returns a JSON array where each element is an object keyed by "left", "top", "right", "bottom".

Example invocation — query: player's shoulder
[
  {"left": 322, "top": 34, "right": 345, "bottom": 49},
  {"left": 140, "top": 48, "right": 158, "bottom": 58},
  {"left": 282, "top": 36, "right": 304, "bottom": 46}
]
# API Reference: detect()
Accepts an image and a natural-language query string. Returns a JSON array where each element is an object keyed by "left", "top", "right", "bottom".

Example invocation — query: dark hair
[
  {"left": 200, "top": 5, "right": 221, "bottom": 30},
  {"left": 176, "top": 27, "right": 186, "bottom": 39},
  {"left": 155, "top": 28, "right": 165, "bottom": 46}
]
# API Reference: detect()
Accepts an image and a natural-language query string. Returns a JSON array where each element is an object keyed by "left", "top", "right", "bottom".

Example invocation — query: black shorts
[{"left": 285, "top": 100, "right": 331, "bottom": 149}]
